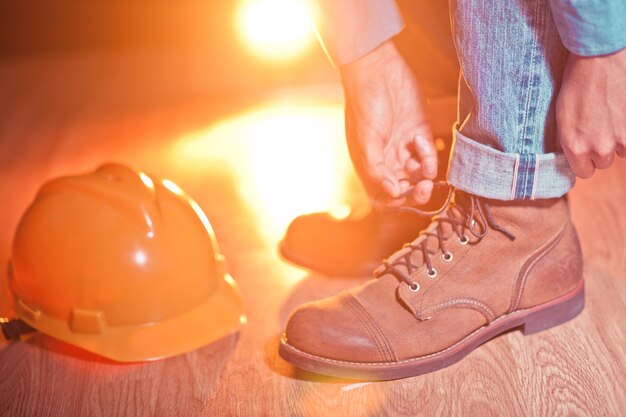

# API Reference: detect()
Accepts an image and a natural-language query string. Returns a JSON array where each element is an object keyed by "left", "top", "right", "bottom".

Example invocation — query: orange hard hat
[{"left": 8, "top": 163, "right": 245, "bottom": 362}]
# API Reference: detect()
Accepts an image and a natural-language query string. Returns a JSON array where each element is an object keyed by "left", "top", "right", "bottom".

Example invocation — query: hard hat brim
[{"left": 15, "top": 274, "right": 246, "bottom": 362}]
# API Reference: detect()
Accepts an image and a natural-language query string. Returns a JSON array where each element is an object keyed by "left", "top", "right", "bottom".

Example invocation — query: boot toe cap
[{"left": 284, "top": 294, "right": 391, "bottom": 363}]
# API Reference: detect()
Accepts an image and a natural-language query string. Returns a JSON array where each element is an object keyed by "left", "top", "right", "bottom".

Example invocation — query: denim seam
[
  {"left": 510, "top": 155, "right": 520, "bottom": 200},
  {"left": 531, "top": 157, "right": 540, "bottom": 199},
  {"left": 516, "top": 154, "right": 537, "bottom": 199},
  {"left": 520, "top": 0, "right": 542, "bottom": 154},
  {"left": 515, "top": 0, "right": 545, "bottom": 200}
]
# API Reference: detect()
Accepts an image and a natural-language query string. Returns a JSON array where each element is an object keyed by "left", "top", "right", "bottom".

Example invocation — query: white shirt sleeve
[{"left": 307, "top": 0, "right": 405, "bottom": 67}]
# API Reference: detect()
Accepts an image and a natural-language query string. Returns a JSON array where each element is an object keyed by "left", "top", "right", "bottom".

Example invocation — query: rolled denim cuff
[
  {"left": 447, "top": 131, "right": 576, "bottom": 201},
  {"left": 309, "top": 0, "right": 405, "bottom": 67},
  {"left": 549, "top": 0, "right": 626, "bottom": 56}
]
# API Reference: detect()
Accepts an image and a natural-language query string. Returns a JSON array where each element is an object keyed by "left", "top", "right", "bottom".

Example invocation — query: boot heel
[{"left": 522, "top": 283, "right": 585, "bottom": 335}]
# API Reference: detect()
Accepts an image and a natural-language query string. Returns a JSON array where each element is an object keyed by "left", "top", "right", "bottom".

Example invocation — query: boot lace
[{"left": 374, "top": 182, "right": 516, "bottom": 291}]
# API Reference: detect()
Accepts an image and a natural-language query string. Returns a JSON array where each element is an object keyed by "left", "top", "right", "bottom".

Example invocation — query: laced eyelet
[
  {"left": 442, "top": 252, "right": 453, "bottom": 262},
  {"left": 458, "top": 235, "right": 469, "bottom": 245},
  {"left": 409, "top": 282, "right": 420, "bottom": 292},
  {"left": 427, "top": 268, "right": 437, "bottom": 278}
]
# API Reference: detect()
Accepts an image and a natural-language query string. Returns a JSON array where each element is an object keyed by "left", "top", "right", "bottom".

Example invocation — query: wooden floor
[{"left": 0, "top": 51, "right": 625, "bottom": 417}]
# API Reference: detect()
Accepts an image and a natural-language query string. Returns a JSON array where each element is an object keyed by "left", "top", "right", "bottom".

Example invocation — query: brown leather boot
[
  {"left": 280, "top": 209, "right": 433, "bottom": 277},
  {"left": 279, "top": 191, "right": 584, "bottom": 380}
]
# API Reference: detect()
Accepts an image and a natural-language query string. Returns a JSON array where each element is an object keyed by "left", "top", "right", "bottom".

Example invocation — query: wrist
[{"left": 340, "top": 40, "right": 401, "bottom": 80}]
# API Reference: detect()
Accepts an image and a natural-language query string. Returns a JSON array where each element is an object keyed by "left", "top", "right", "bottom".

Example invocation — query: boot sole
[{"left": 279, "top": 280, "right": 585, "bottom": 380}]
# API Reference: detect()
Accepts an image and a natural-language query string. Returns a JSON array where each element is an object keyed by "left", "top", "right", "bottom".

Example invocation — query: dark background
[{"left": 0, "top": 1, "right": 458, "bottom": 96}]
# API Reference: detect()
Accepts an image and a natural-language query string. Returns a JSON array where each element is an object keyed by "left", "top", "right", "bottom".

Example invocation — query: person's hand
[
  {"left": 341, "top": 40, "right": 437, "bottom": 208},
  {"left": 557, "top": 47, "right": 626, "bottom": 178}
]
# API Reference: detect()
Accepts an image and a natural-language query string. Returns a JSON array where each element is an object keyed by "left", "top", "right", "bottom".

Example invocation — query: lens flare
[
  {"left": 236, "top": 0, "right": 316, "bottom": 61},
  {"left": 171, "top": 101, "right": 360, "bottom": 246}
]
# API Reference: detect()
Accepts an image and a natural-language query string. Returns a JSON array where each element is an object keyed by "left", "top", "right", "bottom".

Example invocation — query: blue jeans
[{"left": 447, "top": 0, "right": 575, "bottom": 200}]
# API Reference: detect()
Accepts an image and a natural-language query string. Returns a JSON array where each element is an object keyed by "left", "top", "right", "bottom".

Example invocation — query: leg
[
  {"left": 279, "top": 0, "right": 585, "bottom": 379},
  {"left": 448, "top": 0, "right": 574, "bottom": 200}
]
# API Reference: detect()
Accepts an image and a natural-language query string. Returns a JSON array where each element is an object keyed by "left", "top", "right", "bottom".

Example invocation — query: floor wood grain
[{"left": 0, "top": 51, "right": 625, "bottom": 417}]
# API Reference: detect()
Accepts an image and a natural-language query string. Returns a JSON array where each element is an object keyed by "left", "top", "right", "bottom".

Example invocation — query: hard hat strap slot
[{"left": 0, "top": 318, "right": 36, "bottom": 341}]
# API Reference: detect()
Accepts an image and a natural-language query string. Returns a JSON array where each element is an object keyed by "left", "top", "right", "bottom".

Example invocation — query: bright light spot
[
  {"left": 139, "top": 172, "right": 154, "bottom": 189},
  {"left": 329, "top": 204, "right": 352, "bottom": 220},
  {"left": 134, "top": 250, "right": 147, "bottom": 266},
  {"left": 342, "top": 382, "right": 373, "bottom": 392},
  {"left": 237, "top": 0, "right": 316, "bottom": 61},
  {"left": 224, "top": 274, "right": 237, "bottom": 286},
  {"left": 435, "top": 137, "right": 446, "bottom": 152},
  {"left": 241, "top": 107, "right": 344, "bottom": 236},
  {"left": 162, "top": 179, "right": 216, "bottom": 238},
  {"left": 142, "top": 210, "right": 155, "bottom": 238},
  {"left": 172, "top": 101, "right": 359, "bottom": 247},
  {"left": 189, "top": 199, "right": 214, "bottom": 235},
  {"left": 162, "top": 179, "right": 184, "bottom": 196}
]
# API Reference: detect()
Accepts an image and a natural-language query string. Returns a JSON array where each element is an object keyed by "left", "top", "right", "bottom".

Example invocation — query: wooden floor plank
[{"left": 0, "top": 51, "right": 624, "bottom": 417}]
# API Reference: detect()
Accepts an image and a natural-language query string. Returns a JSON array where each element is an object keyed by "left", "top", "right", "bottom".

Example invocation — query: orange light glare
[
  {"left": 236, "top": 0, "right": 316, "bottom": 61},
  {"left": 172, "top": 102, "right": 354, "bottom": 246}
]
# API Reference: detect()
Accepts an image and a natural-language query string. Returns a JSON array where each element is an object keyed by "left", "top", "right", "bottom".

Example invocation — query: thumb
[
  {"left": 378, "top": 165, "right": 403, "bottom": 198},
  {"left": 360, "top": 138, "right": 405, "bottom": 199}
]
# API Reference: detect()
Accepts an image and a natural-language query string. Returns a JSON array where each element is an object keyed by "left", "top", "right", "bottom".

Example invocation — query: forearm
[{"left": 306, "top": 0, "right": 405, "bottom": 67}]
